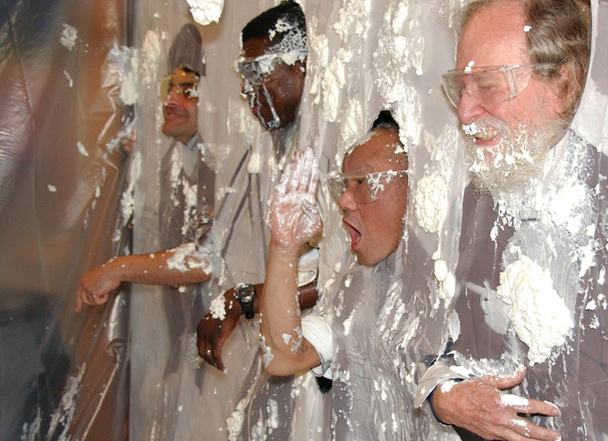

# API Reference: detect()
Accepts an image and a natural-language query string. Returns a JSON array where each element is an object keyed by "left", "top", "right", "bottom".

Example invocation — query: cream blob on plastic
[
  {"left": 497, "top": 255, "right": 574, "bottom": 365},
  {"left": 187, "top": 0, "right": 224, "bottom": 25}
]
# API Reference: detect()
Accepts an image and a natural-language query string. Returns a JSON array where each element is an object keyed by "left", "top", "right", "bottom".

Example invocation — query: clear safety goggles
[
  {"left": 441, "top": 63, "right": 557, "bottom": 108},
  {"left": 327, "top": 170, "right": 408, "bottom": 204},
  {"left": 234, "top": 52, "right": 297, "bottom": 85},
  {"left": 158, "top": 72, "right": 199, "bottom": 101}
]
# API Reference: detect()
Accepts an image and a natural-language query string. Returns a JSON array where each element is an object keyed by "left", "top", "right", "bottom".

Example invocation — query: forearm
[
  {"left": 260, "top": 242, "right": 320, "bottom": 375},
  {"left": 109, "top": 246, "right": 210, "bottom": 287}
]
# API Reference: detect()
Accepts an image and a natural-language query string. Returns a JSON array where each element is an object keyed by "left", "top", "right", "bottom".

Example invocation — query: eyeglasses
[
  {"left": 441, "top": 63, "right": 558, "bottom": 108},
  {"left": 234, "top": 51, "right": 298, "bottom": 85},
  {"left": 159, "top": 72, "right": 199, "bottom": 101},
  {"left": 327, "top": 170, "right": 408, "bottom": 204}
]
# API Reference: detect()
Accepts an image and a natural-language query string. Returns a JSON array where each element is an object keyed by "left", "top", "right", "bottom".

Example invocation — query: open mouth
[{"left": 343, "top": 218, "right": 361, "bottom": 250}]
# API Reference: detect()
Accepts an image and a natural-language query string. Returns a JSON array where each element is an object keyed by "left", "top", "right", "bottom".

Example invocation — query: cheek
[
  {"left": 378, "top": 198, "right": 407, "bottom": 241},
  {"left": 492, "top": 86, "right": 558, "bottom": 130},
  {"left": 186, "top": 101, "right": 199, "bottom": 117}
]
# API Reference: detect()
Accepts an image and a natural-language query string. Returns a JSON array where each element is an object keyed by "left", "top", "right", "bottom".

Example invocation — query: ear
[{"left": 553, "top": 63, "right": 583, "bottom": 116}]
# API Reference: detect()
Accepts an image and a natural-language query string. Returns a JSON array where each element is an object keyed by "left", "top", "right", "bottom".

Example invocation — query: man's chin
[
  {"left": 465, "top": 120, "right": 568, "bottom": 199},
  {"left": 468, "top": 150, "right": 541, "bottom": 198}
]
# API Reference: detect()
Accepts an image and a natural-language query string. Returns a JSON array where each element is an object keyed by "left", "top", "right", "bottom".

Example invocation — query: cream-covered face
[
  {"left": 338, "top": 129, "right": 408, "bottom": 267},
  {"left": 455, "top": 0, "right": 564, "bottom": 150},
  {"left": 162, "top": 68, "right": 199, "bottom": 144},
  {"left": 239, "top": 37, "right": 306, "bottom": 130}
]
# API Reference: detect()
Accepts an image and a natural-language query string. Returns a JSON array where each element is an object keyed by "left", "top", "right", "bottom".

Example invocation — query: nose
[
  {"left": 241, "top": 79, "right": 256, "bottom": 97},
  {"left": 338, "top": 190, "right": 356, "bottom": 212},
  {"left": 456, "top": 92, "right": 485, "bottom": 125},
  {"left": 164, "top": 88, "right": 180, "bottom": 107}
]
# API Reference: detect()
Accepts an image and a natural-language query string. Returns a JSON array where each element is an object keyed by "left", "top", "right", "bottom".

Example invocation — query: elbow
[
  {"left": 260, "top": 335, "right": 295, "bottom": 377},
  {"left": 264, "top": 364, "right": 288, "bottom": 376},
  {"left": 264, "top": 359, "right": 300, "bottom": 377},
  {"left": 260, "top": 338, "right": 315, "bottom": 377},
  {"left": 260, "top": 338, "right": 301, "bottom": 377}
]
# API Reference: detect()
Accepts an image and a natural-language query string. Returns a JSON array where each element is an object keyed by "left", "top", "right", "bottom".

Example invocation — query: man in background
[{"left": 75, "top": 24, "right": 213, "bottom": 312}]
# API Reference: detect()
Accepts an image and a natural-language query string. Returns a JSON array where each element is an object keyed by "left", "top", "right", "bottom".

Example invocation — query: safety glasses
[
  {"left": 327, "top": 170, "right": 408, "bottom": 204},
  {"left": 441, "top": 63, "right": 557, "bottom": 108},
  {"left": 234, "top": 51, "right": 300, "bottom": 85},
  {"left": 159, "top": 72, "right": 199, "bottom": 101},
  {"left": 235, "top": 53, "right": 282, "bottom": 84}
]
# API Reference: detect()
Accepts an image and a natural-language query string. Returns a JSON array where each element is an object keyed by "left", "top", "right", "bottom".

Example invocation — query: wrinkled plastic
[{"left": 1, "top": 1, "right": 607, "bottom": 441}]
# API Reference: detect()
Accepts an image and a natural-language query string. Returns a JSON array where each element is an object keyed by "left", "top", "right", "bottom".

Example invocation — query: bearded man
[{"left": 415, "top": 1, "right": 608, "bottom": 440}]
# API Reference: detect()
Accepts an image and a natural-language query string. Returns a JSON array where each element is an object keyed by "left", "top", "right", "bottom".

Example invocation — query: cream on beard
[{"left": 463, "top": 118, "right": 565, "bottom": 199}]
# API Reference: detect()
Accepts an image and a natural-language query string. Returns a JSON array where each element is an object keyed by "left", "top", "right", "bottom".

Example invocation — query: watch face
[
  {"left": 236, "top": 284, "right": 256, "bottom": 319},
  {"left": 236, "top": 284, "right": 256, "bottom": 303}
]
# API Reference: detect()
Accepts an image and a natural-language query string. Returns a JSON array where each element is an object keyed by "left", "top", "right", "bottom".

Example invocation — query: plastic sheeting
[{"left": 0, "top": 1, "right": 607, "bottom": 441}]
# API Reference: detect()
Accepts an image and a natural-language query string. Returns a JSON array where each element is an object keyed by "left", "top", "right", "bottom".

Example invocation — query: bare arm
[
  {"left": 75, "top": 243, "right": 210, "bottom": 312},
  {"left": 259, "top": 147, "right": 323, "bottom": 376},
  {"left": 431, "top": 368, "right": 561, "bottom": 441}
]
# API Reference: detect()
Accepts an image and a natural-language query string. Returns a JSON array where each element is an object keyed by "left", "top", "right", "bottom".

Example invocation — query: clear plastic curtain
[
  {"left": 1, "top": 0, "right": 607, "bottom": 440},
  {"left": 0, "top": 0, "right": 131, "bottom": 439}
]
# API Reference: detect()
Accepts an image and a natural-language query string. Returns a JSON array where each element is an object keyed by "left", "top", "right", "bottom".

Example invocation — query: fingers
[
  {"left": 75, "top": 282, "right": 110, "bottom": 313},
  {"left": 487, "top": 366, "right": 526, "bottom": 390},
  {"left": 289, "top": 153, "right": 303, "bottom": 193},
  {"left": 504, "top": 417, "right": 561, "bottom": 441},
  {"left": 212, "top": 346, "right": 225, "bottom": 371},
  {"left": 276, "top": 163, "right": 292, "bottom": 196},
  {"left": 197, "top": 316, "right": 226, "bottom": 371},
  {"left": 75, "top": 284, "right": 98, "bottom": 312},
  {"left": 278, "top": 147, "right": 319, "bottom": 198},
  {"left": 500, "top": 394, "right": 559, "bottom": 417},
  {"left": 308, "top": 161, "right": 320, "bottom": 199},
  {"left": 199, "top": 343, "right": 224, "bottom": 371},
  {"left": 197, "top": 319, "right": 215, "bottom": 366},
  {"left": 198, "top": 344, "right": 215, "bottom": 367},
  {"left": 298, "top": 147, "right": 314, "bottom": 194}
]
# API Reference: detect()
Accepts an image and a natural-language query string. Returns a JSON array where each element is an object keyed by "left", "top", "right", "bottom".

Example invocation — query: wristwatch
[{"left": 235, "top": 283, "right": 257, "bottom": 319}]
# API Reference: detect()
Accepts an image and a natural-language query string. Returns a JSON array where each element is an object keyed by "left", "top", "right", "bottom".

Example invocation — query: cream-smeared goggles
[
  {"left": 327, "top": 170, "right": 408, "bottom": 204},
  {"left": 441, "top": 63, "right": 558, "bottom": 108},
  {"left": 234, "top": 51, "right": 302, "bottom": 85},
  {"left": 234, "top": 53, "right": 285, "bottom": 85},
  {"left": 158, "top": 72, "right": 199, "bottom": 101}
]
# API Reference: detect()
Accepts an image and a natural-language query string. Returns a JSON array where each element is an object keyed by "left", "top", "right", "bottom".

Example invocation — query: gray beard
[{"left": 463, "top": 119, "right": 566, "bottom": 200}]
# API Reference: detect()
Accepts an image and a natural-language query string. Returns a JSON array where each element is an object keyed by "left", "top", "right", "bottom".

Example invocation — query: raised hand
[{"left": 270, "top": 147, "right": 322, "bottom": 250}]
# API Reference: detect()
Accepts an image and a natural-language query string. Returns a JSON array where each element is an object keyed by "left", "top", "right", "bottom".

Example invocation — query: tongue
[{"left": 347, "top": 225, "right": 361, "bottom": 250}]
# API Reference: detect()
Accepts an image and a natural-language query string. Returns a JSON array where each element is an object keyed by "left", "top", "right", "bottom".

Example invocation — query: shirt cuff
[{"left": 301, "top": 313, "right": 333, "bottom": 379}]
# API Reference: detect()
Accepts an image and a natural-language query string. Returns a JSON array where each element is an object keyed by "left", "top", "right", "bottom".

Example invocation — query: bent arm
[
  {"left": 259, "top": 147, "right": 323, "bottom": 376},
  {"left": 260, "top": 242, "right": 322, "bottom": 376},
  {"left": 198, "top": 279, "right": 318, "bottom": 371}
]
